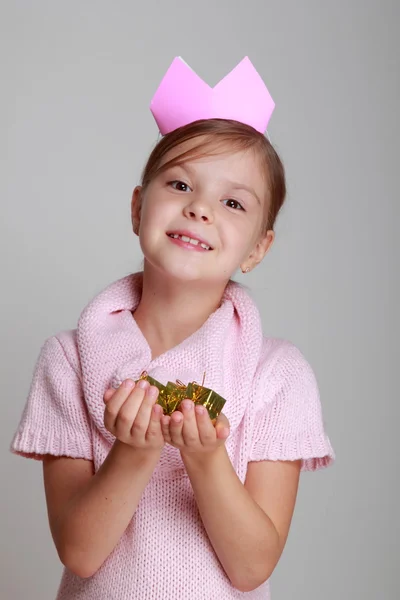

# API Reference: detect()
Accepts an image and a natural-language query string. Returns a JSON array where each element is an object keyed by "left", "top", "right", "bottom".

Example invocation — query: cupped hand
[
  {"left": 161, "top": 399, "right": 230, "bottom": 456},
  {"left": 103, "top": 379, "right": 164, "bottom": 451}
]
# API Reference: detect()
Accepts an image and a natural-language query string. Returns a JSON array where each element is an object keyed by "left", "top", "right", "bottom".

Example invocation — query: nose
[{"left": 183, "top": 196, "right": 214, "bottom": 223}]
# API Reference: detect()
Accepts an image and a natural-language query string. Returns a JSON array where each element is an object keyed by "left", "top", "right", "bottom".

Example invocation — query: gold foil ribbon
[{"left": 136, "top": 372, "right": 226, "bottom": 420}]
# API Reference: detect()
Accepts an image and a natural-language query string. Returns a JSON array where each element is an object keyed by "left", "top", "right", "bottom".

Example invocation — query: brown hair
[{"left": 140, "top": 119, "right": 286, "bottom": 232}]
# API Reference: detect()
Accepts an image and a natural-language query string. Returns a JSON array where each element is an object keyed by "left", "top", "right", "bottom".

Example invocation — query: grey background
[{"left": 1, "top": 1, "right": 398, "bottom": 599}]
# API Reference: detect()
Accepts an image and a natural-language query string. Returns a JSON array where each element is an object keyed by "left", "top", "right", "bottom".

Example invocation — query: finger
[
  {"left": 169, "top": 410, "right": 184, "bottom": 446},
  {"left": 195, "top": 404, "right": 217, "bottom": 446},
  {"left": 180, "top": 400, "right": 200, "bottom": 446},
  {"left": 131, "top": 385, "right": 159, "bottom": 436},
  {"left": 104, "top": 379, "right": 136, "bottom": 432},
  {"left": 114, "top": 381, "right": 148, "bottom": 437},
  {"left": 215, "top": 413, "right": 230, "bottom": 441},
  {"left": 145, "top": 403, "right": 164, "bottom": 443},
  {"left": 161, "top": 414, "right": 172, "bottom": 443},
  {"left": 103, "top": 387, "right": 116, "bottom": 403}
]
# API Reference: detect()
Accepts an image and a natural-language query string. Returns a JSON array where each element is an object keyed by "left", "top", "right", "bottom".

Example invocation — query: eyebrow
[
  {"left": 230, "top": 183, "right": 261, "bottom": 205},
  {"left": 166, "top": 164, "right": 261, "bottom": 205}
]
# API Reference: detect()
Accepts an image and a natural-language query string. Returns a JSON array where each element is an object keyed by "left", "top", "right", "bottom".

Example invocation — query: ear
[
  {"left": 241, "top": 230, "right": 275, "bottom": 273},
  {"left": 131, "top": 186, "right": 143, "bottom": 235}
]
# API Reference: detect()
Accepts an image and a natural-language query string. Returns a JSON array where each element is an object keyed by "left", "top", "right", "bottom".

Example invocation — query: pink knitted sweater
[{"left": 11, "top": 273, "right": 334, "bottom": 599}]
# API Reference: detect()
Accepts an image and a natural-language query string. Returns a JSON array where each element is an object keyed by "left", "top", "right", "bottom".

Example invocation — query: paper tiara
[{"left": 150, "top": 56, "right": 275, "bottom": 135}]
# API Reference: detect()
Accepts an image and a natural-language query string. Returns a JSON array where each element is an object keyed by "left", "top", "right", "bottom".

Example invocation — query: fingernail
[
  {"left": 182, "top": 400, "right": 193, "bottom": 411},
  {"left": 147, "top": 385, "right": 158, "bottom": 399},
  {"left": 219, "top": 427, "right": 230, "bottom": 439},
  {"left": 195, "top": 405, "right": 206, "bottom": 415},
  {"left": 137, "top": 379, "right": 149, "bottom": 389},
  {"left": 123, "top": 379, "right": 135, "bottom": 389},
  {"left": 103, "top": 389, "right": 113, "bottom": 402}
]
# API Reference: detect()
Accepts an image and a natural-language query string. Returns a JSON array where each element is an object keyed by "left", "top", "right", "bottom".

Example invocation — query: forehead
[{"left": 160, "top": 137, "right": 267, "bottom": 191}]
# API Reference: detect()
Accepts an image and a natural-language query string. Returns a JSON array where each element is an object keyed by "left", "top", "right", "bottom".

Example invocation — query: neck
[{"left": 133, "top": 264, "right": 228, "bottom": 359}]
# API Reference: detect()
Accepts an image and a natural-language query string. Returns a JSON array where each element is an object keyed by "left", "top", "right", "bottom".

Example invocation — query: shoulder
[
  {"left": 257, "top": 337, "right": 315, "bottom": 381},
  {"left": 55, "top": 329, "right": 80, "bottom": 371},
  {"left": 249, "top": 337, "right": 334, "bottom": 470},
  {"left": 11, "top": 330, "right": 93, "bottom": 461},
  {"left": 38, "top": 329, "right": 81, "bottom": 381},
  {"left": 253, "top": 337, "right": 319, "bottom": 410}
]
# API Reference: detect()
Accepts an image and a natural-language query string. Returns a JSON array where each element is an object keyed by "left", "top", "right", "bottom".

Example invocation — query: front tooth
[
  {"left": 200, "top": 243, "right": 210, "bottom": 250},
  {"left": 181, "top": 235, "right": 190, "bottom": 242},
  {"left": 173, "top": 234, "right": 179, "bottom": 238},
  {"left": 189, "top": 238, "right": 199, "bottom": 246}
]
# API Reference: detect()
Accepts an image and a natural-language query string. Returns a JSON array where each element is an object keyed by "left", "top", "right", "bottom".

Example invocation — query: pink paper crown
[{"left": 150, "top": 56, "right": 275, "bottom": 135}]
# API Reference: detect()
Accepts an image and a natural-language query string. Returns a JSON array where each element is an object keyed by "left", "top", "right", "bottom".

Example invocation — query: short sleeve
[
  {"left": 10, "top": 334, "right": 93, "bottom": 461},
  {"left": 249, "top": 341, "right": 335, "bottom": 472}
]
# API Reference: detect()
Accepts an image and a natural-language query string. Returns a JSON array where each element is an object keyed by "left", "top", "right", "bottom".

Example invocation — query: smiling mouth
[{"left": 167, "top": 233, "right": 213, "bottom": 251}]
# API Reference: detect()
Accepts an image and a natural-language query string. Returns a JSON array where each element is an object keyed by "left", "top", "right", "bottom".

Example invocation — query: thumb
[
  {"left": 103, "top": 387, "right": 116, "bottom": 403},
  {"left": 215, "top": 413, "right": 230, "bottom": 440}
]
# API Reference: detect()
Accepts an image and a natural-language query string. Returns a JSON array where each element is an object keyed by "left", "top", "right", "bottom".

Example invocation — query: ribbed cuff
[
  {"left": 10, "top": 426, "right": 93, "bottom": 461},
  {"left": 249, "top": 432, "right": 335, "bottom": 472}
]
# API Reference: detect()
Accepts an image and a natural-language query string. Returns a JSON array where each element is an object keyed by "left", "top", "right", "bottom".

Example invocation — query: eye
[
  {"left": 169, "top": 180, "right": 191, "bottom": 192},
  {"left": 222, "top": 198, "right": 245, "bottom": 211}
]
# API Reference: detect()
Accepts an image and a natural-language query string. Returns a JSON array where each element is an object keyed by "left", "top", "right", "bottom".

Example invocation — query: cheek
[
  {"left": 138, "top": 196, "right": 177, "bottom": 248},
  {"left": 141, "top": 189, "right": 178, "bottom": 224},
  {"left": 247, "top": 207, "right": 266, "bottom": 243},
  {"left": 223, "top": 215, "right": 258, "bottom": 251},
  {"left": 140, "top": 198, "right": 164, "bottom": 227}
]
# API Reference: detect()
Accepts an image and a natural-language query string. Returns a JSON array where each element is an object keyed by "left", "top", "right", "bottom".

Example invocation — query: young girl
[{"left": 11, "top": 56, "right": 334, "bottom": 599}]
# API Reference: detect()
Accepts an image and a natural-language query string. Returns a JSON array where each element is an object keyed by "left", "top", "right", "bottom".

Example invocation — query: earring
[{"left": 242, "top": 267, "right": 250, "bottom": 274}]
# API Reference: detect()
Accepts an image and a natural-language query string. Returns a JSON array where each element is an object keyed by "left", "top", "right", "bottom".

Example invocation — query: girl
[{"left": 11, "top": 57, "right": 334, "bottom": 599}]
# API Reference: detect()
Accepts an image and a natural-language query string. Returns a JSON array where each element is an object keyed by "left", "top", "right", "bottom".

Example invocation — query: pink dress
[{"left": 11, "top": 273, "right": 334, "bottom": 599}]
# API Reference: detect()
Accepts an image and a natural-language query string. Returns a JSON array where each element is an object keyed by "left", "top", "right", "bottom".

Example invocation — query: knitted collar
[{"left": 77, "top": 273, "right": 264, "bottom": 446}]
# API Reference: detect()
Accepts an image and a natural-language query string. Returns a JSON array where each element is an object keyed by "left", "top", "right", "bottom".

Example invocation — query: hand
[
  {"left": 161, "top": 399, "right": 230, "bottom": 456},
  {"left": 103, "top": 379, "right": 164, "bottom": 451}
]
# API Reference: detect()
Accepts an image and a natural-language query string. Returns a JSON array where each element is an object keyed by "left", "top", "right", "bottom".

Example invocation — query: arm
[
  {"left": 44, "top": 442, "right": 160, "bottom": 578},
  {"left": 43, "top": 379, "right": 163, "bottom": 578},
  {"left": 162, "top": 400, "right": 300, "bottom": 592},
  {"left": 182, "top": 449, "right": 300, "bottom": 592}
]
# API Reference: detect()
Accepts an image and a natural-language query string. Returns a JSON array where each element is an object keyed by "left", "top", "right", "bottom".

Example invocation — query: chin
[
  {"left": 144, "top": 256, "right": 229, "bottom": 285},
  {"left": 163, "top": 263, "right": 209, "bottom": 283}
]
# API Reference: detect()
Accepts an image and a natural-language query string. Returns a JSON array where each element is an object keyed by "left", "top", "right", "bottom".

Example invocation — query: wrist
[
  {"left": 111, "top": 439, "right": 162, "bottom": 467},
  {"left": 181, "top": 444, "right": 227, "bottom": 473}
]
